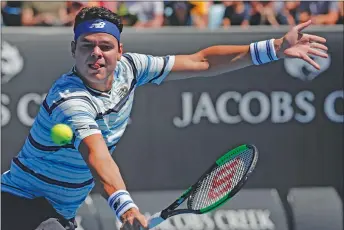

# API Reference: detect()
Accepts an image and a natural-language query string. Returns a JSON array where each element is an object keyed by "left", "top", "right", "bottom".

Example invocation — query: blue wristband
[
  {"left": 250, "top": 39, "right": 279, "bottom": 65},
  {"left": 108, "top": 190, "right": 139, "bottom": 222}
]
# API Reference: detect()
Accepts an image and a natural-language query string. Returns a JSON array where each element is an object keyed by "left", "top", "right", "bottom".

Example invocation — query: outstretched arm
[
  {"left": 167, "top": 20, "right": 328, "bottom": 80},
  {"left": 169, "top": 43, "right": 260, "bottom": 79},
  {"left": 79, "top": 134, "right": 148, "bottom": 228},
  {"left": 50, "top": 95, "right": 148, "bottom": 229}
]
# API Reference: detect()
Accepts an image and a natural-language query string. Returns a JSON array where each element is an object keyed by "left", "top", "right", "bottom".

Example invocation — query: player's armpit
[{"left": 78, "top": 133, "right": 127, "bottom": 197}]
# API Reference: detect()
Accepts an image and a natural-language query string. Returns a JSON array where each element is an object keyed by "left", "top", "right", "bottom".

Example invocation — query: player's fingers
[
  {"left": 121, "top": 219, "right": 146, "bottom": 230},
  {"left": 301, "top": 53, "right": 320, "bottom": 70},
  {"left": 310, "top": 42, "right": 328, "bottom": 51},
  {"left": 308, "top": 48, "right": 328, "bottom": 58},
  {"left": 305, "top": 34, "right": 327, "bottom": 43},
  {"left": 122, "top": 216, "right": 136, "bottom": 226},
  {"left": 121, "top": 221, "right": 135, "bottom": 230},
  {"left": 295, "top": 20, "right": 312, "bottom": 32},
  {"left": 135, "top": 215, "right": 148, "bottom": 228},
  {"left": 131, "top": 217, "right": 148, "bottom": 230}
]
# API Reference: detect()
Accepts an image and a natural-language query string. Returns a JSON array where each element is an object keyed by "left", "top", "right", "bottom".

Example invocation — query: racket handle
[{"left": 140, "top": 211, "right": 164, "bottom": 230}]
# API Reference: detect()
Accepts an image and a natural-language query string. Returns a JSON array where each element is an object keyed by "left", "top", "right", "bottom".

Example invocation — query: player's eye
[
  {"left": 100, "top": 45, "right": 113, "bottom": 51},
  {"left": 81, "top": 44, "right": 93, "bottom": 49}
]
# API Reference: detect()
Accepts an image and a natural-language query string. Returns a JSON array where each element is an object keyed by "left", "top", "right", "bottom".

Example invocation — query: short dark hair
[{"left": 74, "top": 7, "right": 123, "bottom": 33}]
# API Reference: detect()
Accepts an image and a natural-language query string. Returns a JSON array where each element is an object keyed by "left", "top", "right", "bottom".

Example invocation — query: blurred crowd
[{"left": 1, "top": 1, "right": 343, "bottom": 28}]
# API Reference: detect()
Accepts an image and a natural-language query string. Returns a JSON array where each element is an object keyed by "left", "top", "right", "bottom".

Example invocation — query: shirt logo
[
  {"left": 115, "top": 84, "right": 129, "bottom": 100},
  {"left": 89, "top": 21, "right": 106, "bottom": 29}
]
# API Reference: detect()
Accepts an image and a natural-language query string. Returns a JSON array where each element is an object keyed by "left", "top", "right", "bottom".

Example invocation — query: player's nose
[{"left": 91, "top": 46, "right": 102, "bottom": 59}]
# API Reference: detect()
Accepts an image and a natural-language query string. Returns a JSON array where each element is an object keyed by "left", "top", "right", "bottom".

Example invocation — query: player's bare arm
[
  {"left": 168, "top": 20, "right": 328, "bottom": 80},
  {"left": 79, "top": 134, "right": 148, "bottom": 228},
  {"left": 79, "top": 134, "right": 125, "bottom": 195}
]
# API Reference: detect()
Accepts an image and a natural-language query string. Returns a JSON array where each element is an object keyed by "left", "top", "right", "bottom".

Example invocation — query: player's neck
[
  {"left": 85, "top": 77, "right": 113, "bottom": 93},
  {"left": 73, "top": 67, "right": 114, "bottom": 93}
]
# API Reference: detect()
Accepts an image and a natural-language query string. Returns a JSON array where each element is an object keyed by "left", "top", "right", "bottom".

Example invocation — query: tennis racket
[{"left": 141, "top": 144, "right": 259, "bottom": 230}]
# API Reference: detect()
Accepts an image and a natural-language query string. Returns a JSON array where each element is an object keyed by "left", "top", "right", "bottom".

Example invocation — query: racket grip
[{"left": 140, "top": 212, "right": 164, "bottom": 230}]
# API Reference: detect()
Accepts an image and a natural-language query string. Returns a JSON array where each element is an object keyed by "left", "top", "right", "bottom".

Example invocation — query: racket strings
[{"left": 190, "top": 149, "right": 254, "bottom": 210}]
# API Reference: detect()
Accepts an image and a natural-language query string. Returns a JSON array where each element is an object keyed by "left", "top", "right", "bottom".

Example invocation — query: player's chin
[
  {"left": 87, "top": 68, "right": 106, "bottom": 77},
  {"left": 92, "top": 73, "right": 108, "bottom": 82}
]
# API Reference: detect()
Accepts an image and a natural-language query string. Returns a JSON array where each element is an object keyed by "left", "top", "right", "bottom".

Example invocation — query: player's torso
[
  {"left": 1, "top": 61, "right": 137, "bottom": 218},
  {"left": 2, "top": 52, "right": 174, "bottom": 218},
  {"left": 20, "top": 60, "right": 136, "bottom": 173},
  {"left": 90, "top": 64, "right": 136, "bottom": 152}
]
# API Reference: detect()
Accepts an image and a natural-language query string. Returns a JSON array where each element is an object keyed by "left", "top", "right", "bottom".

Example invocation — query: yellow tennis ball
[{"left": 51, "top": 124, "right": 73, "bottom": 145}]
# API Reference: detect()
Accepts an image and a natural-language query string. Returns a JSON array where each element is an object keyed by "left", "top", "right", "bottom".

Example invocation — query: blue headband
[{"left": 74, "top": 19, "right": 120, "bottom": 42}]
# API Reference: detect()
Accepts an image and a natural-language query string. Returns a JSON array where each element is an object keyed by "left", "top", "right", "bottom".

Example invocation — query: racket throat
[{"left": 160, "top": 210, "right": 170, "bottom": 219}]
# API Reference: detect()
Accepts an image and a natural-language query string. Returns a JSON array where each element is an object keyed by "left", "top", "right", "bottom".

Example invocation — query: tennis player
[{"left": 1, "top": 6, "right": 328, "bottom": 230}]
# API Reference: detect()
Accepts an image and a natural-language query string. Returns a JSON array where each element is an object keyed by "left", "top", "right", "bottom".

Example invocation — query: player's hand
[
  {"left": 120, "top": 208, "right": 148, "bottom": 230},
  {"left": 276, "top": 20, "right": 328, "bottom": 70}
]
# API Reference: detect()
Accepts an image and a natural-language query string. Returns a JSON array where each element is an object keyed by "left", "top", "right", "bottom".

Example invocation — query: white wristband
[
  {"left": 108, "top": 190, "right": 139, "bottom": 222},
  {"left": 250, "top": 39, "right": 279, "bottom": 65}
]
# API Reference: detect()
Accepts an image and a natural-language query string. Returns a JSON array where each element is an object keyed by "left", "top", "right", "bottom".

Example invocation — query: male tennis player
[{"left": 1, "top": 6, "right": 328, "bottom": 230}]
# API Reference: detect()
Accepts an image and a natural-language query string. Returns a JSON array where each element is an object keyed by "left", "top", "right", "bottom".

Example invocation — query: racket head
[{"left": 187, "top": 144, "right": 258, "bottom": 214}]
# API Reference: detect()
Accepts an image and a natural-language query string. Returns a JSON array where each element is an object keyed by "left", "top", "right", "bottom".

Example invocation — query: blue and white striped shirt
[{"left": 1, "top": 53, "right": 175, "bottom": 219}]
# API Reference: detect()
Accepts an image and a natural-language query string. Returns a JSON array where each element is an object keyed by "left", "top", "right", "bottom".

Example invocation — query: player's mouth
[{"left": 88, "top": 63, "right": 105, "bottom": 70}]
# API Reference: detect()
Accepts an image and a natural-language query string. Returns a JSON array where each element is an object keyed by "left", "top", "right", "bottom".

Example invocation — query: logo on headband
[
  {"left": 74, "top": 19, "right": 120, "bottom": 42},
  {"left": 89, "top": 21, "right": 106, "bottom": 29}
]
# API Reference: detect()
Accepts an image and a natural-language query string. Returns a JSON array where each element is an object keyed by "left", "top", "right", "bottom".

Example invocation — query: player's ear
[
  {"left": 117, "top": 43, "right": 123, "bottom": 61},
  {"left": 71, "top": 41, "right": 76, "bottom": 58}
]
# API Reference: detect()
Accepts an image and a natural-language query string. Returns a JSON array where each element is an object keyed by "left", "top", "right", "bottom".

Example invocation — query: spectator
[
  {"left": 65, "top": 1, "right": 118, "bottom": 26},
  {"left": 189, "top": 1, "right": 210, "bottom": 28},
  {"left": 248, "top": 1, "right": 264, "bottom": 26},
  {"left": 116, "top": 2, "right": 138, "bottom": 26},
  {"left": 66, "top": 1, "right": 84, "bottom": 26},
  {"left": 128, "top": 1, "right": 164, "bottom": 28},
  {"left": 164, "top": 1, "right": 193, "bottom": 26},
  {"left": 299, "top": 1, "right": 339, "bottom": 25},
  {"left": 222, "top": 1, "right": 250, "bottom": 28},
  {"left": 4, "top": 1, "right": 341, "bottom": 28},
  {"left": 21, "top": 1, "right": 72, "bottom": 26},
  {"left": 208, "top": 1, "right": 226, "bottom": 29},
  {"left": 77, "top": 1, "right": 118, "bottom": 12},
  {"left": 273, "top": 1, "right": 290, "bottom": 25},
  {"left": 260, "top": 1, "right": 280, "bottom": 27},
  {"left": 1, "top": 1, "right": 22, "bottom": 26},
  {"left": 101, "top": 1, "right": 118, "bottom": 13},
  {"left": 284, "top": 1, "right": 300, "bottom": 25},
  {"left": 80, "top": 1, "right": 99, "bottom": 7},
  {"left": 337, "top": 1, "right": 344, "bottom": 24}
]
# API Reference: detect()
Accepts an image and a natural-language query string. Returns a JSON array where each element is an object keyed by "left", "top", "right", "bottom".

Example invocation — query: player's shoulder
[
  {"left": 118, "top": 52, "right": 154, "bottom": 75},
  {"left": 119, "top": 52, "right": 143, "bottom": 67},
  {"left": 117, "top": 52, "right": 143, "bottom": 77},
  {"left": 45, "top": 68, "right": 92, "bottom": 105},
  {"left": 120, "top": 52, "right": 143, "bottom": 61},
  {"left": 54, "top": 68, "right": 86, "bottom": 90}
]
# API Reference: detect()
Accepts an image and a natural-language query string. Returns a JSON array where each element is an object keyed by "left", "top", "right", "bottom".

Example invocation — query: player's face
[{"left": 72, "top": 32, "right": 123, "bottom": 88}]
